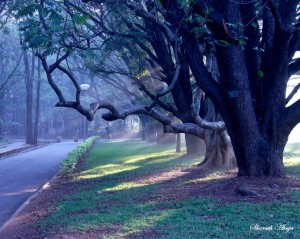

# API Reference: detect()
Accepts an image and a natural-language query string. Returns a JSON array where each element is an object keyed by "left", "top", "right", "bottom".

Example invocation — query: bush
[{"left": 60, "top": 136, "right": 98, "bottom": 175}]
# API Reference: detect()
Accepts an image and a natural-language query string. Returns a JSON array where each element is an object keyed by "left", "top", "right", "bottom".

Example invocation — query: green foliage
[
  {"left": 17, "top": 1, "right": 90, "bottom": 52},
  {"left": 238, "top": 36, "right": 247, "bottom": 46},
  {"left": 60, "top": 136, "right": 98, "bottom": 175},
  {"left": 258, "top": 70, "right": 264, "bottom": 78},
  {"left": 218, "top": 40, "right": 230, "bottom": 46},
  {"left": 17, "top": 2, "right": 62, "bottom": 49},
  {"left": 72, "top": 14, "right": 90, "bottom": 26},
  {"left": 251, "top": 21, "right": 258, "bottom": 28}
]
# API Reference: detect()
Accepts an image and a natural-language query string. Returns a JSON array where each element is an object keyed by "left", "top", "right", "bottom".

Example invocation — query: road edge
[
  {"left": 0, "top": 173, "right": 58, "bottom": 234},
  {"left": 0, "top": 143, "right": 50, "bottom": 160}
]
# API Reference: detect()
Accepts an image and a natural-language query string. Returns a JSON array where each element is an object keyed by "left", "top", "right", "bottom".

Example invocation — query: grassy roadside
[
  {"left": 59, "top": 136, "right": 98, "bottom": 175},
  {"left": 38, "top": 141, "right": 300, "bottom": 239}
]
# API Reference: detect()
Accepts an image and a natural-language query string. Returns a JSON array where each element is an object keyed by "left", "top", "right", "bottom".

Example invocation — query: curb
[
  {"left": 0, "top": 173, "right": 58, "bottom": 234},
  {"left": 0, "top": 143, "right": 50, "bottom": 160}
]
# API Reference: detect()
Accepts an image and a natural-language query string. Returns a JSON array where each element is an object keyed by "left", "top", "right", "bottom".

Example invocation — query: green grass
[
  {"left": 38, "top": 141, "right": 300, "bottom": 239},
  {"left": 59, "top": 136, "right": 98, "bottom": 175}
]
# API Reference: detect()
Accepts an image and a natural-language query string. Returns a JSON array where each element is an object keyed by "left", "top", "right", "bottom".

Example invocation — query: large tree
[
  {"left": 18, "top": 0, "right": 300, "bottom": 176},
  {"left": 107, "top": 0, "right": 300, "bottom": 176},
  {"left": 19, "top": 0, "right": 236, "bottom": 169},
  {"left": 164, "top": 0, "right": 300, "bottom": 176}
]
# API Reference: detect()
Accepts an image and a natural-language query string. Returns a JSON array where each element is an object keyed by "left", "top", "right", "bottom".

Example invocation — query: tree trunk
[
  {"left": 229, "top": 131, "right": 288, "bottom": 177},
  {"left": 198, "top": 130, "right": 236, "bottom": 169},
  {"left": 214, "top": 43, "right": 288, "bottom": 177},
  {"left": 176, "top": 134, "right": 181, "bottom": 153},
  {"left": 185, "top": 134, "right": 204, "bottom": 155},
  {"left": 0, "top": 97, "right": 4, "bottom": 140},
  {"left": 33, "top": 59, "right": 41, "bottom": 145},
  {"left": 157, "top": 124, "right": 176, "bottom": 144},
  {"left": 139, "top": 115, "right": 149, "bottom": 141},
  {"left": 23, "top": 49, "right": 34, "bottom": 145},
  {"left": 148, "top": 119, "right": 157, "bottom": 142}
]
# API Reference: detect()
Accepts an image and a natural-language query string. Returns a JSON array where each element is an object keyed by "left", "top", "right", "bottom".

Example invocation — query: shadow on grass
[{"left": 39, "top": 141, "right": 300, "bottom": 239}]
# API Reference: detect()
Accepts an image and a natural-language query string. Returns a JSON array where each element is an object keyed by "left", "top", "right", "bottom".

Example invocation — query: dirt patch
[
  {"left": 135, "top": 167, "right": 189, "bottom": 185},
  {"left": 154, "top": 168, "right": 300, "bottom": 203},
  {"left": 1, "top": 163, "right": 299, "bottom": 238},
  {"left": 46, "top": 226, "right": 120, "bottom": 239}
]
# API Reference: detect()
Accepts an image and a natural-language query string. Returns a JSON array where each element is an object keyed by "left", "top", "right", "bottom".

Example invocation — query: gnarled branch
[
  {"left": 191, "top": 89, "right": 226, "bottom": 131},
  {"left": 146, "top": 64, "right": 181, "bottom": 111}
]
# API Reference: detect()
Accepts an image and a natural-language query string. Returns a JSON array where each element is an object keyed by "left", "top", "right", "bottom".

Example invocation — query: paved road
[{"left": 0, "top": 141, "right": 78, "bottom": 228}]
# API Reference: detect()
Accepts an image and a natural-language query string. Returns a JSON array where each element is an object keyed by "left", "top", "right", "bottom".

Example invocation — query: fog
[{"left": 0, "top": 23, "right": 145, "bottom": 145}]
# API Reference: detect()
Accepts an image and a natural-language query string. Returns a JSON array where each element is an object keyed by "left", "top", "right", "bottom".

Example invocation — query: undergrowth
[{"left": 59, "top": 136, "right": 98, "bottom": 175}]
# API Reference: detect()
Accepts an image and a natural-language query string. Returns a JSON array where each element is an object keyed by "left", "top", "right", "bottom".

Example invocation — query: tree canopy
[{"left": 15, "top": 0, "right": 300, "bottom": 177}]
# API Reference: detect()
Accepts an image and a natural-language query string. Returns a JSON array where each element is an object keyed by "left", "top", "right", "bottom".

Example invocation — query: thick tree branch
[
  {"left": 185, "top": 35, "right": 225, "bottom": 111},
  {"left": 136, "top": 41, "right": 159, "bottom": 63},
  {"left": 146, "top": 64, "right": 181, "bottom": 111},
  {"left": 135, "top": 79, "right": 180, "bottom": 118},
  {"left": 37, "top": 55, "right": 67, "bottom": 104},
  {"left": 164, "top": 123, "right": 205, "bottom": 138},
  {"left": 56, "top": 64, "right": 81, "bottom": 104},
  {"left": 267, "top": 1, "right": 286, "bottom": 33},
  {"left": 283, "top": 98, "right": 300, "bottom": 130},
  {"left": 87, "top": 101, "right": 206, "bottom": 138},
  {"left": 191, "top": 90, "right": 226, "bottom": 131},
  {"left": 49, "top": 50, "right": 72, "bottom": 72}
]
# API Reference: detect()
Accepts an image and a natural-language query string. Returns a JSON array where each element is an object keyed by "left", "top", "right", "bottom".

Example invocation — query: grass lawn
[{"left": 37, "top": 141, "right": 300, "bottom": 239}]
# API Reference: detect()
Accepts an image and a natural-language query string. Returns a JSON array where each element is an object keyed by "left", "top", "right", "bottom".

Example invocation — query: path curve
[{"left": 0, "top": 141, "right": 78, "bottom": 228}]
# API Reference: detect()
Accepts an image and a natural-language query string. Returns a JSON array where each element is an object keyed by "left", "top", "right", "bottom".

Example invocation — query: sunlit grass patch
[
  {"left": 123, "top": 149, "right": 177, "bottom": 164},
  {"left": 78, "top": 164, "right": 140, "bottom": 180},
  {"left": 38, "top": 141, "right": 300, "bottom": 238},
  {"left": 77, "top": 142, "right": 188, "bottom": 181},
  {"left": 39, "top": 142, "right": 188, "bottom": 232},
  {"left": 103, "top": 182, "right": 147, "bottom": 192}
]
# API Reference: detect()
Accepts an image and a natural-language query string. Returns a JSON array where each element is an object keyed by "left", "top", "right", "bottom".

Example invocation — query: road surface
[{"left": 0, "top": 141, "right": 78, "bottom": 228}]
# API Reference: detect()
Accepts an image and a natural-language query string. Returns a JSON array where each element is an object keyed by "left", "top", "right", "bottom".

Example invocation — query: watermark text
[{"left": 250, "top": 224, "right": 294, "bottom": 233}]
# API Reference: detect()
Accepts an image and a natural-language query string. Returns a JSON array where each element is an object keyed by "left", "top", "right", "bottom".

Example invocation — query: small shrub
[{"left": 60, "top": 136, "right": 98, "bottom": 175}]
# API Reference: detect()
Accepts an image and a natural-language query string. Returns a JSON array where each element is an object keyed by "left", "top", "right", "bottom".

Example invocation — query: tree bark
[
  {"left": 33, "top": 59, "right": 41, "bottom": 145},
  {"left": 229, "top": 129, "right": 288, "bottom": 177},
  {"left": 215, "top": 43, "right": 288, "bottom": 177},
  {"left": 176, "top": 134, "right": 181, "bottom": 152},
  {"left": 23, "top": 49, "right": 34, "bottom": 145},
  {"left": 148, "top": 119, "right": 157, "bottom": 142},
  {"left": 139, "top": 115, "right": 149, "bottom": 141},
  {"left": 0, "top": 97, "right": 4, "bottom": 140},
  {"left": 185, "top": 134, "right": 204, "bottom": 155},
  {"left": 157, "top": 124, "right": 176, "bottom": 144},
  {"left": 198, "top": 130, "right": 236, "bottom": 169}
]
